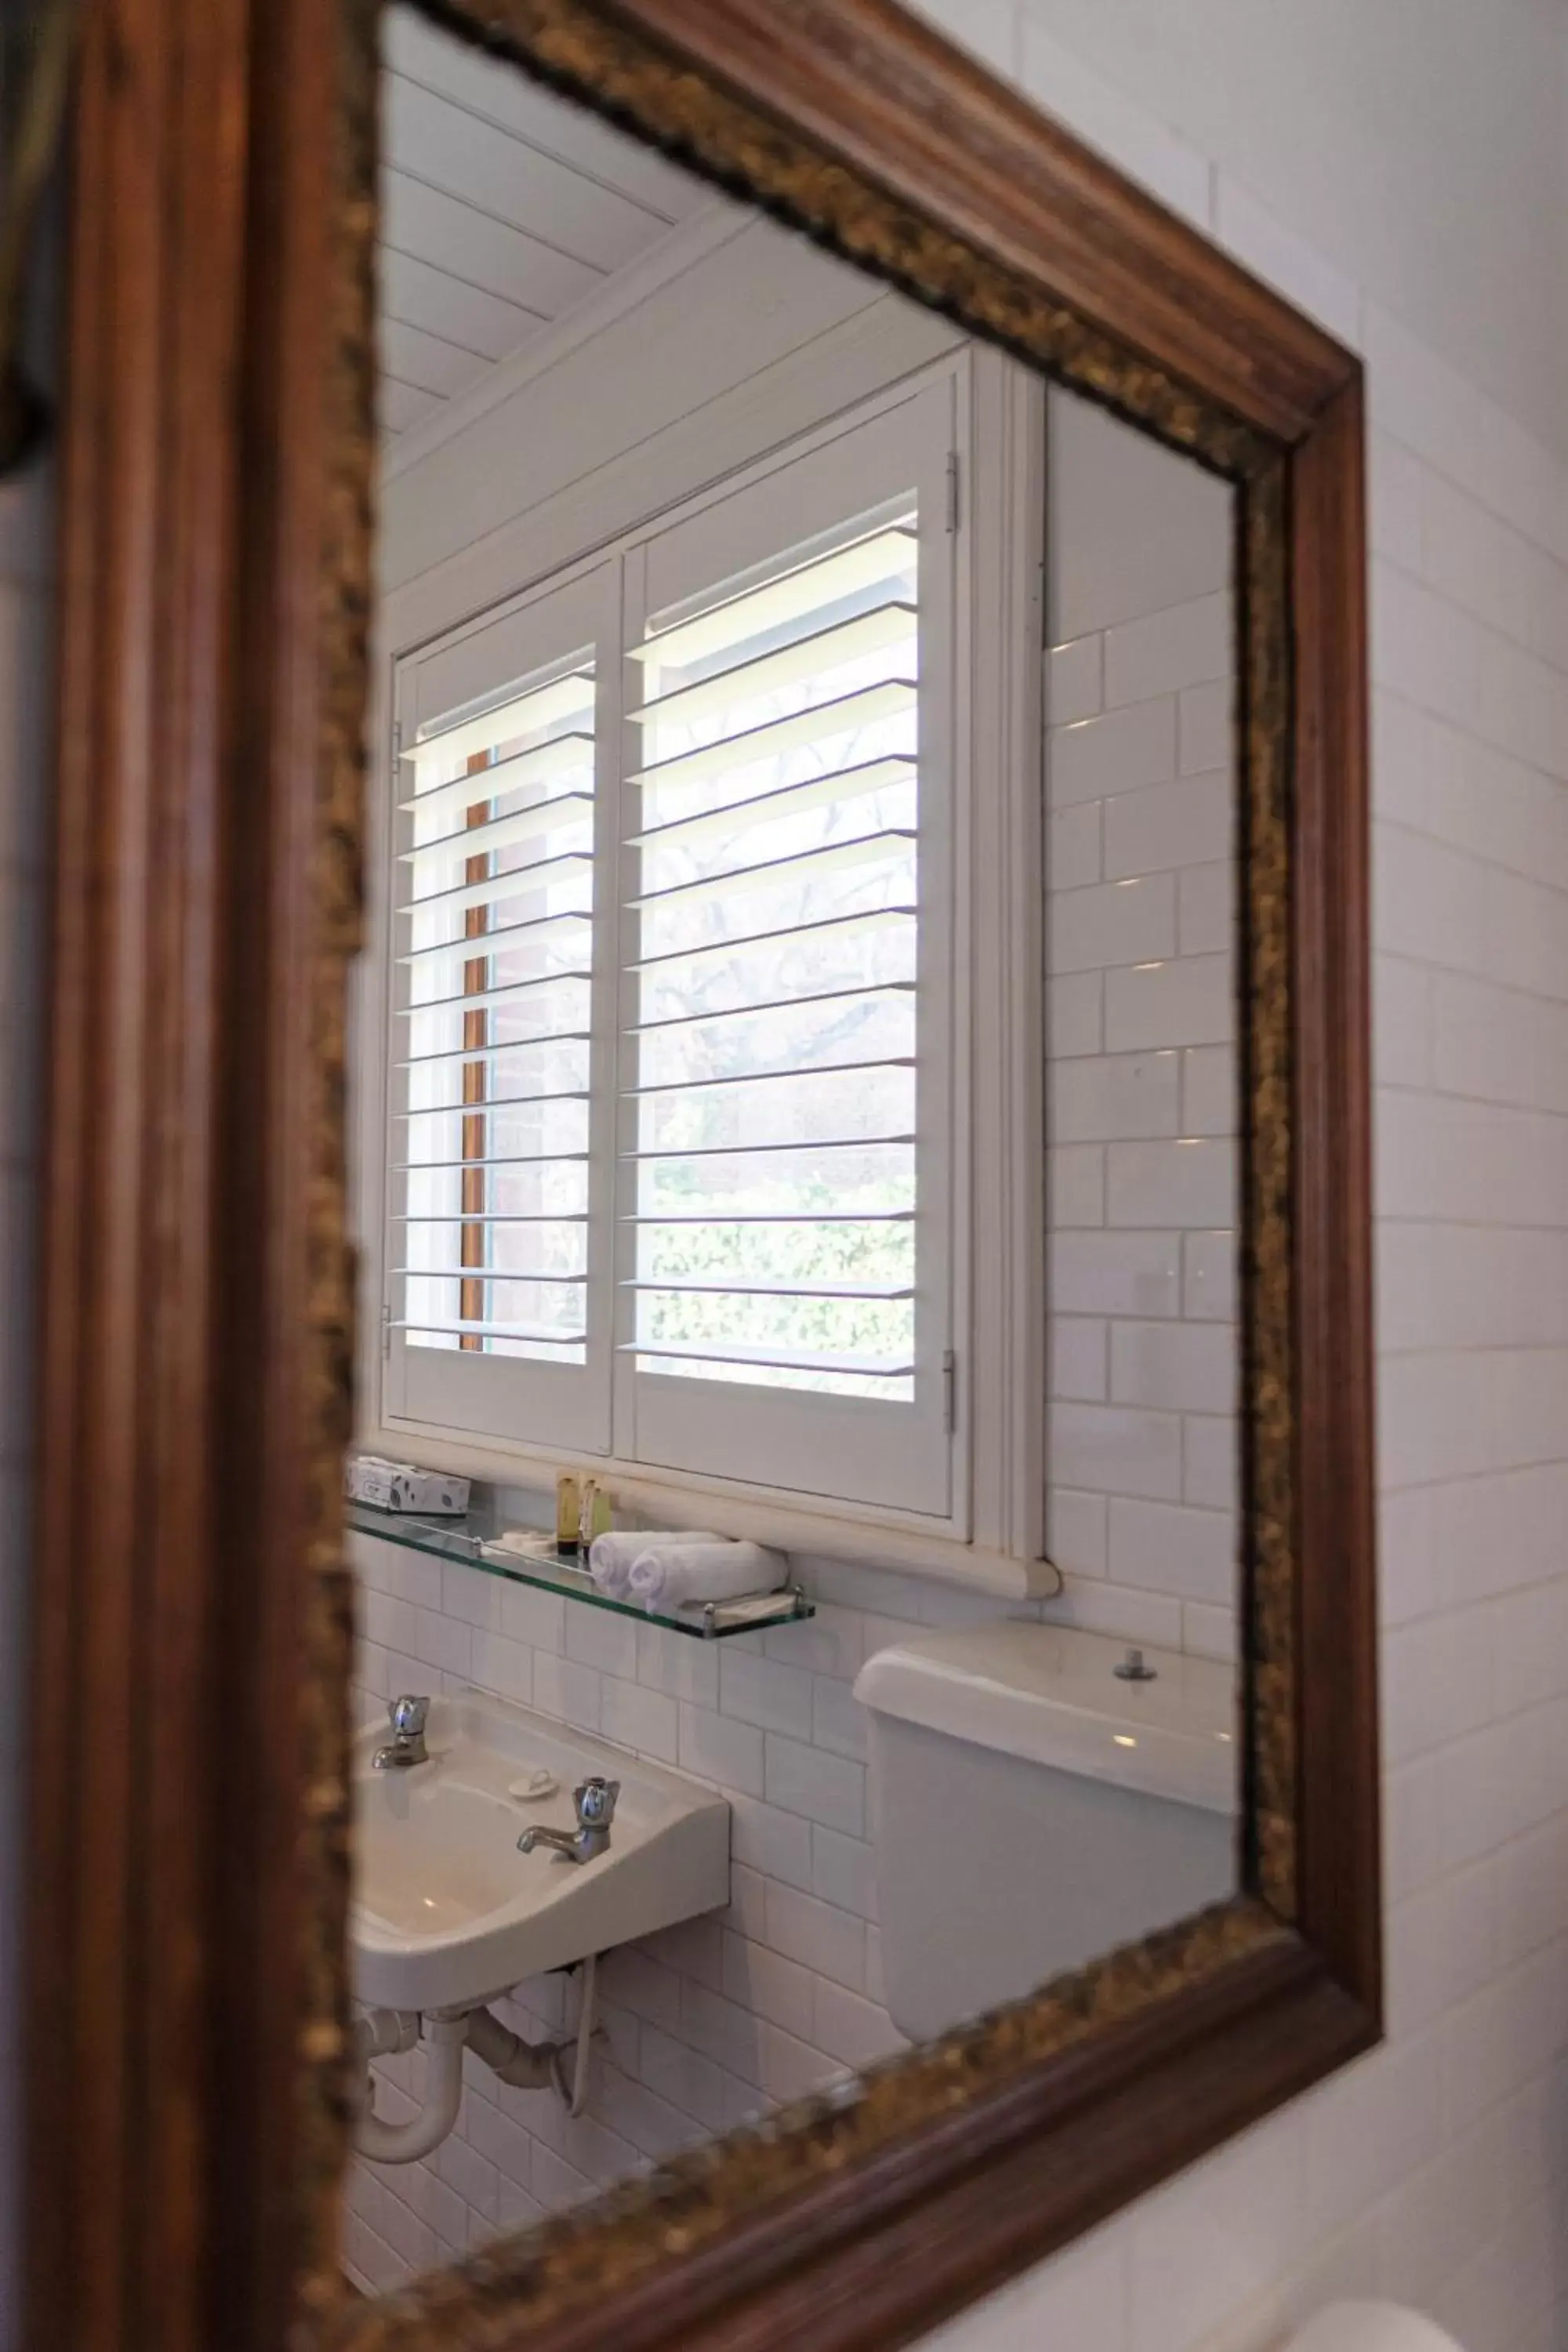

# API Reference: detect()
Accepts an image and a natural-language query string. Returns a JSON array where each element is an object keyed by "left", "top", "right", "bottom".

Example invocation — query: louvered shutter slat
[
  {"left": 401, "top": 670, "right": 593, "bottom": 778},
  {"left": 398, "top": 728, "right": 593, "bottom": 826},
  {"left": 399, "top": 787, "right": 594, "bottom": 869},
  {"left": 628, "top": 680, "right": 915, "bottom": 793},
  {"left": 626, "top": 525, "right": 916, "bottom": 670}
]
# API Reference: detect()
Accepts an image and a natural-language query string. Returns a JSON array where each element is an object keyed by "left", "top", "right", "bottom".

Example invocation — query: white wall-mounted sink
[{"left": 351, "top": 1689, "right": 730, "bottom": 2012}]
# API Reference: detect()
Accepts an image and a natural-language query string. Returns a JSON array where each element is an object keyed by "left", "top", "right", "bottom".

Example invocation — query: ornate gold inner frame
[{"left": 25, "top": 2, "right": 1376, "bottom": 2348}]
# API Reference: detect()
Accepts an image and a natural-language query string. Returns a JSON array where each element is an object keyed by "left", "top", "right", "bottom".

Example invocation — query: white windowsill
[{"left": 358, "top": 1420, "right": 1062, "bottom": 1601}]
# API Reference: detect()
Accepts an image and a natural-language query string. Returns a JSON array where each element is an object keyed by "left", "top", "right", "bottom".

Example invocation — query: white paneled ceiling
[{"left": 379, "top": 11, "right": 709, "bottom": 437}]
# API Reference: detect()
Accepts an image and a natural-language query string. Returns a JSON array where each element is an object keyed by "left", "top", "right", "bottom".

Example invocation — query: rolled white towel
[
  {"left": 587, "top": 1528, "right": 717, "bottom": 1598},
  {"left": 627, "top": 1540, "right": 789, "bottom": 1613}
]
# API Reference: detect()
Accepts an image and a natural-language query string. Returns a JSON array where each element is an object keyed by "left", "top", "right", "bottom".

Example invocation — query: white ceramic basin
[{"left": 351, "top": 1688, "right": 729, "bottom": 2012}]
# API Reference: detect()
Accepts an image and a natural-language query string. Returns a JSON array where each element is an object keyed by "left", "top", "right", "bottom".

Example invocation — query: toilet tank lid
[{"left": 852, "top": 1624, "right": 1235, "bottom": 1815}]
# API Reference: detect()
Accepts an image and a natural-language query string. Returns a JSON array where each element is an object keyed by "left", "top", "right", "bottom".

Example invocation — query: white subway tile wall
[{"left": 1044, "top": 397, "right": 1240, "bottom": 1668}]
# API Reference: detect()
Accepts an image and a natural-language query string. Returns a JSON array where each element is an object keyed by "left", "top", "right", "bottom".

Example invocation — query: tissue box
[{"left": 345, "top": 1455, "right": 470, "bottom": 1515}]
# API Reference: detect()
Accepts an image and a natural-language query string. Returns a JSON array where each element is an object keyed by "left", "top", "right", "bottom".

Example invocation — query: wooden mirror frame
[{"left": 24, "top": 1, "right": 1376, "bottom": 2347}]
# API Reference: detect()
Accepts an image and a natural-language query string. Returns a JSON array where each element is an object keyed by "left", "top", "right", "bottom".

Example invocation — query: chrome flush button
[{"left": 1112, "top": 1646, "right": 1157, "bottom": 1682}]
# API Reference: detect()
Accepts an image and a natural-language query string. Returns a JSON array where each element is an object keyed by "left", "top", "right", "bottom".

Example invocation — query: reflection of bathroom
[{"left": 345, "top": 13, "right": 1237, "bottom": 2290}]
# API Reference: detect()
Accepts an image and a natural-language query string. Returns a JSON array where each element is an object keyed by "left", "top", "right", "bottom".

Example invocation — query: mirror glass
[{"left": 345, "top": 2, "right": 1240, "bottom": 2288}]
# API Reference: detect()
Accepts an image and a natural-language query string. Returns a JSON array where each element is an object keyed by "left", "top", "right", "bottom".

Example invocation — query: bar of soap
[
  {"left": 509, "top": 1770, "right": 558, "bottom": 1802},
  {"left": 488, "top": 1529, "right": 557, "bottom": 1559}
]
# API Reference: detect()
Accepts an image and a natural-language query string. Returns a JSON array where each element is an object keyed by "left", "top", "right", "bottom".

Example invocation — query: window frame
[{"left": 358, "top": 338, "right": 1053, "bottom": 1592}]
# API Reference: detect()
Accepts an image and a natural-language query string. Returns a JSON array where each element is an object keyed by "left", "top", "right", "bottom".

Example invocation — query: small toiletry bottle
[
  {"left": 590, "top": 1484, "right": 613, "bottom": 1543},
  {"left": 555, "top": 1472, "right": 581, "bottom": 1555},
  {"left": 578, "top": 1476, "right": 600, "bottom": 1555}
]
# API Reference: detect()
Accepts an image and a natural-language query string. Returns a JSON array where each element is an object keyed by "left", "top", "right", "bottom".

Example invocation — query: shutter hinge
[
  {"left": 945, "top": 451, "right": 960, "bottom": 535},
  {"left": 942, "top": 1347, "right": 956, "bottom": 1433},
  {"left": 393, "top": 720, "right": 405, "bottom": 759},
  {"left": 382, "top": 1299, "right": 393, "bottom": 1360}
]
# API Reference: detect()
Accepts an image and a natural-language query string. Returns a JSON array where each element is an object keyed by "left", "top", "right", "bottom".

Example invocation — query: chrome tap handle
[
  {"left": 520, "top": 1777, "right": 618, "bottom": 1859},
  {"left": 372, "top": 1693, "right": 431, "bottom": 1770},
  {"left": 574, "top": 1776, "right": 619, "bottom": 1828}
]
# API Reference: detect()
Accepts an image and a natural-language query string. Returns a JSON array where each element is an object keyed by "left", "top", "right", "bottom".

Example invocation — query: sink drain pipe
[
  {"left": 355, "top": 2007, "right": 420, "bottom": 2068},
  {"left": 354, "top": 1997, "right": 580, "bottom": 2164},
  {"left": 355, "top": 2011, "right": 470, "bottom": 2165},
  {"left": 463, "top": 2002, "right": 562, "bottom": 2092},
  {"left": 465, "top": 1960, "right": 599, "bottom": 2115}
]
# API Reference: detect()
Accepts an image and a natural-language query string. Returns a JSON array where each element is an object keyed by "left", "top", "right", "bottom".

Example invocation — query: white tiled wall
[{"left": 1044, "top": 390, "right": 1238, "bottom": 1665}]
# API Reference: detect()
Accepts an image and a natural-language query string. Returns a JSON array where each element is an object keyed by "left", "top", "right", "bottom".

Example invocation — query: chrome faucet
[
  {"left": 517, "top": 1775, "right": 619, "bottom": 1864},
  {"left": 372, "top": 1693, "right": 430, "bottom": 1770}
]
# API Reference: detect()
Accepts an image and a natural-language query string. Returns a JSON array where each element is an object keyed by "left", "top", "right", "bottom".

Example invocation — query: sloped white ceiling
[{"left": 379, "top": 11, "right": 708, "bottom": 436}]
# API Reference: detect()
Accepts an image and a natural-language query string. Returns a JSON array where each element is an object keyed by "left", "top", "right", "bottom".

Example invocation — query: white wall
[
  {"left": 936, "top": 0, "right": 1568, "bottom": 463},
  {"left": 902, "top": 5, "right": 1568, "bottom": 2350}
]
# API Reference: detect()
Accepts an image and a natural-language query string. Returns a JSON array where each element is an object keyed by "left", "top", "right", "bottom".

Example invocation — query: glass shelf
[{"left": 344, "top": 1497, "right": 815, "bottom": 1641}]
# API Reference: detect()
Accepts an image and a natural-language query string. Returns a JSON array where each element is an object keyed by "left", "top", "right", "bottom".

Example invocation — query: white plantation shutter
[
  {"left": 619, "top": 387, "right": 956, "bottom": 1514},
  {"left": 381, "top": 382, "right": 958, "bottom": 1518},
  {"left": 387, "top": 565, "right": 619, "bottom": 1455}
]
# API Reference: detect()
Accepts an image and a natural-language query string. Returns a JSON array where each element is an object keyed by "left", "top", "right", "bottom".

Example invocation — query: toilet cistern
[{"left": 855, "top": 1623, "right": 1236, "bottom": 2042}]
